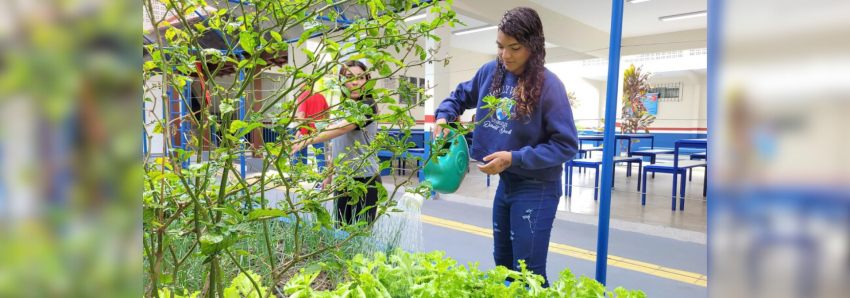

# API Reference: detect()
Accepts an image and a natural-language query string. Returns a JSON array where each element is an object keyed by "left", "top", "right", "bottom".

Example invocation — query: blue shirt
[{"left": 435, "top": 60, "right": 579, "bottom": 181}]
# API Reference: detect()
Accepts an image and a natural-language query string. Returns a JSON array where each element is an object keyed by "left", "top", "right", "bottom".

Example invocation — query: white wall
[
  {"left": 642, "top": 75, "right": 707, "bottom": 129},
  {"left": 450, "top": 48, "right": 496, "bottom": 122},
  {"left": 144, "top": 75, "right": 165, "bottom": 155},
  {"left": 376, "top": 46, "right": 494, "bottom": 126},
  {"left": 547, "top": 71, "right": 604, "bottom": 129}
]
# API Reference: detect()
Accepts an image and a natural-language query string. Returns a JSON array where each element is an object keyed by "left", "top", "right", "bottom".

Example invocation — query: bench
[
  {"left": 687, "top": 152, "right": 707, "bottom": 181},
  {"left": 565, "top": 156, "right": 643, "bottom": 200},
  {"left": 629, "top": 149, "right": 674, "bottom": 179},
  {"left": 640, "top": 160, "right": 707, "bottom": 206}
]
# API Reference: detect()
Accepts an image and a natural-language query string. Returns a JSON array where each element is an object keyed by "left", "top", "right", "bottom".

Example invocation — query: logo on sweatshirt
[{"left": 495, "top": 99, "right": 515, "bottom": 121}]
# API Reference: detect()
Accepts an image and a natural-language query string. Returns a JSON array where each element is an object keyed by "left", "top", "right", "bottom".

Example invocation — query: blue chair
[{"left": 565, "top": 156, "right": 643, "bottom": 200}]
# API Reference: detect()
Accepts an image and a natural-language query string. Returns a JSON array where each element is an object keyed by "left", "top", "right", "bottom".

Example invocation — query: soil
[{"left": 274, "top": 264, "right": 341, "bottom": 297}]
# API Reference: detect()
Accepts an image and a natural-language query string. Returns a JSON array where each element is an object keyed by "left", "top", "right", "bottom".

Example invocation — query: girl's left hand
[
  {"left": 478, "top": 151, "right": 512, "bottom": 175},
  {"left": 290, "top": 141, "right": 306, "bottom": 156}
]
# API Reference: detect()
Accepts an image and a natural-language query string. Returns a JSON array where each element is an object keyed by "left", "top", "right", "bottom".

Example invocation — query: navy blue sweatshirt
[{"left": 435, "top": 60, "right": 579, "bottom": 181}]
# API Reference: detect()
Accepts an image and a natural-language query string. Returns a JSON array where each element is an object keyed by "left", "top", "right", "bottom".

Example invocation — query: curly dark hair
[{"left": 490, "top": 7, "right": 546, "bottom": 120}]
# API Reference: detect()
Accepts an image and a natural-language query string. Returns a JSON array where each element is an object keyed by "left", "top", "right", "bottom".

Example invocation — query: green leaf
[
  {"left": 363, "top": 80, "right": 377, "bottom": 93},
  {"left": 238, "top": 32, "right": 256, "bottom": 55},
  {"left": 270, "top": 31, "right": 282, "bottom": 43},
  {"left": 201, "top": 233, "right": 224, "bottom": 245},
  {"left": 229, "top": 120, "right": 248, "bottom": 134},
  {"left": 303, "top": 264, "right": 323, "bottom": 275},
  {"left": 153, "top": 122, "right": 164, "bottom": 134},
  {"left": 200, "top": 232, "right": 235, "bottom": 255},
  {"left": 159, "top": 274, "right": 173, "bottom": 284},
  {"left": 325, "top": 39, "right": 340, "bottom": 52},
  {"left": 385, "top": 56, "right": 405, "bottom": 68},
  {"left": 301, "top": 48, "right": 315, "bottom": 61},
  {"left": 379, "top": 63, "right": 392, "bottom": 76},
  {"left": 297, "top": 29, "right": 312, "bottom": 48},
  {"left": 247, "top": 208, "right": 290, "bottom": 221},
  {"left": 213, "top": 206, "right": 241, "bottom": 220}
]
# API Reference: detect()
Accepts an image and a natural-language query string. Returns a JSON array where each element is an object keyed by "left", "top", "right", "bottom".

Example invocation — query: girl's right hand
[
  {"left": 432, "top": 118, "right": 448, "bottom": 140},
  {"left": 321, "top": 176, "right": 332, "bottom": 190}
]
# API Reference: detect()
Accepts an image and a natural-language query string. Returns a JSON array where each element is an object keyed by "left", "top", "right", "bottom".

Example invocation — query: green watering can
[{"left": 423, "top": 130, "right": 470, "bottom": 194}]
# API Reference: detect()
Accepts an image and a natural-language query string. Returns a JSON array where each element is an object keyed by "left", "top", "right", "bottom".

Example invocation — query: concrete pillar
[
  {"left": 422, "top": 10, "right": 452, "bottom": 187},
  {"left": 423, "top": 10, "right": 452, "bottom": 131}
]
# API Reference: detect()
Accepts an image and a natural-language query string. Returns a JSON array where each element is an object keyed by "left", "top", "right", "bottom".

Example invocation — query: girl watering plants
[
  {"left": 433, "top": 7, "right": 579, "bottom": 287},
  {"left": 291, "top": 60, "right": 382, "bottom": 227}
]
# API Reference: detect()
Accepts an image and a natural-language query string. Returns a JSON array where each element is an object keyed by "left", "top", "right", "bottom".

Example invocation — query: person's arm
[
  {"left": 433, "top": 63, "right": 486, "bottom": 138},
  {"left": 291, "top": 99, "right": 376, "bottom": 154},
  {"left": 509, "top": 82, "right": 579, "bottom": 170},
  {"left": 293, "top": 120, "right": 357, "bottom": 149}
]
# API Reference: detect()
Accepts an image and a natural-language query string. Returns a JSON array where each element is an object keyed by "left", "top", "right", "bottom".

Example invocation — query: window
[
  {"left": 399, "top": 75, "right": 426, "bottom": 106},
  {"left": 649, "top": 82, "right": 683, "bottom": 102}
]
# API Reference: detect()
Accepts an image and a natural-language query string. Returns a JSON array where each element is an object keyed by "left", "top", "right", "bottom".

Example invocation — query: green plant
[
  {"left": 282, "top": 249, "right": 647, "bottom": 298},
  {"left": 142, "top": 0, "right": 472, "bottom": 297}
]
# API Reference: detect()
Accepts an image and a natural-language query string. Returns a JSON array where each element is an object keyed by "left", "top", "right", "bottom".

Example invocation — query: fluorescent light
[
  {"left": 404, "top": 14, "right": 426, "bottom": 22},
  {"left": 627, "top": 0, "right": 651, "bottom": 3},
  {"left": 453, "top": 25, "right": 498, "bottom": 36},
  {"left": 659, "top": 10, "right": 707, "bottom": 21}
]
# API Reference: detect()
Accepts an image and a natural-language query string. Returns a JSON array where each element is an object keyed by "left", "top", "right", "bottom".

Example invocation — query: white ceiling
[
  {"left": 449, "top": 14, "right": 497, "bottom": 54},
  {"left": 448, "top": 0, "right": 706, "bottom": 56},
  {"left": 529, "top": 0, "right": 707, "bottom": 38},
  {"left": 449, "top": 13, "right": 558, "bottom": 55},
  {"left": 583, "top": 69, "right": 707, "bottom": 81}
]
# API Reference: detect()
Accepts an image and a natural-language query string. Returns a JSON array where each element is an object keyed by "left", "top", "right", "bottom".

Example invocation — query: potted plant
[{"left": 619, "top": 64, "right": 656, "bottom": 152}]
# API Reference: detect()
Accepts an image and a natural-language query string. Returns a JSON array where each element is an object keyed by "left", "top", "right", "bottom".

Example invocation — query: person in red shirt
[{"left": 294, "top": 82, "right": 329, "bottom": 170}]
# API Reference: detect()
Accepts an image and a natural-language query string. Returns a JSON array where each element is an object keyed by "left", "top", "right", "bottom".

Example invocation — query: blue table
[
  {"left": 565, "top": 156, "right": 643, "bottom": 200},
  {"left": 617, "top": 133, "right": 655, "bottom": 154},
  {"left": 673, "top": 139, "right": 707, "bottom": 210},
  {"left": 578, "top": 134, "right": 655, "bottom": 153}
]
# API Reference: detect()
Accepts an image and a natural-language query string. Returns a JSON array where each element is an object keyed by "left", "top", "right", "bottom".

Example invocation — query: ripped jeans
[{"left": 492, "top": 171, "right": 562, "bottom": 287}]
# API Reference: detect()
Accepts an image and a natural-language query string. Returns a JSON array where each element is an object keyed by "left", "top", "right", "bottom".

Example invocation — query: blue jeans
[
  {"left": 295, "top": 142, "right": 325, "bottom": 172},
  {"left": 492, "top": 171, "right": 562, "bottom": 287}
]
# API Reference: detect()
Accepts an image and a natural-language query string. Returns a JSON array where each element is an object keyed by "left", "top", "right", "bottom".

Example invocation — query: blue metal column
[
  {"left": 238, "top": 57, "right": 247, "bottom": 179},
  {"left": 143, "top": 80, "right": 148, "bottom": 156},
  {"left": 182, "top": 83, "right": 191, "bottom": 168},
  {"left": 594, "top": 0, "right": 625, "bottom": 285}
]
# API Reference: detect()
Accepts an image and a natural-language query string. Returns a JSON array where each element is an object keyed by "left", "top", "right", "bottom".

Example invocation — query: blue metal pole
[
  {"left": 594, "top": 0, "right": 625, "bottom": 286},
  {"left": 143, "top": 80, "right": 148, "bottom": 156},
  {"left": 183, "top": 82, "right": 191, "bottom": 168},
  {"left": 308, "top": 13, "right": 355, "bottom": 25},
  {"left": 335, "top": 6, "right": 348, "bottom": 21},
  {"left": 706, "top": 0, "right": 719, "bottom": 285},
  {"left": 238, "top": 56, "right": 247, "bottom": 179}
]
